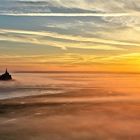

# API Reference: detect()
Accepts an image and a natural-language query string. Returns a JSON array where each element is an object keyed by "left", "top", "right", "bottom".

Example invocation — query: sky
[{"left": 0, "top": 0, "right": 140, "bottom": 72}]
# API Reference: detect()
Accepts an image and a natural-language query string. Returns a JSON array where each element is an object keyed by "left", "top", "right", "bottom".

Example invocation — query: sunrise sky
[{"left": 0, "top": 0, "right": 140, "bottom": 72}]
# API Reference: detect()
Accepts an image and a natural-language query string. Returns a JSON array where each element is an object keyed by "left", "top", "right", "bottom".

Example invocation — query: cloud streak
[
  {"left": 0, "top": 13, "right": 135, "bottom": 17},
  {"left": 1, "top": 29, "right": 140, "bottom": 46},
  {"left": 1, "top": 28, "right": 138, "bottom": 51},
  {"left": 0, "top": 0, "right": 140, "bottom": 17},
  {"left": 0, "top": 52, "right": 140, "bottom": 66}
]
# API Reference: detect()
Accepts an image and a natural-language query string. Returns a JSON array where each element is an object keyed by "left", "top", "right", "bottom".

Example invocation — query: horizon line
[{"left": 3, "top": 70, "right": 140, "bottom": 74}]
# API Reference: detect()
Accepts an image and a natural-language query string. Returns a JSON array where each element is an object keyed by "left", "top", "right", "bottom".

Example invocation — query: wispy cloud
[
  {"left": 0, "top": 52, "right": 140, "bottom": 66},
  {"left": 0, "top": 28, "right": 132, "bottom": 51},
  {"left": 0, "top": 13, "right": 134, "bottom": 17},
  {"left": 1, "top": 29, "right": 139, "bottom": 46},
  {"left": 100, "top": 53, "right": 140, "bottom": 65},
  {"left": 13, "top": 0, "right": 140, "bottom": 13},
  {"left": 0, "top": 0, "right": 140, "bottom": 17}
]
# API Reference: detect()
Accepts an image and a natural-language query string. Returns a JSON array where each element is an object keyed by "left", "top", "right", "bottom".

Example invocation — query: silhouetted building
[{"left": 0, "top": 69, "right": 12, "bottom": 81}]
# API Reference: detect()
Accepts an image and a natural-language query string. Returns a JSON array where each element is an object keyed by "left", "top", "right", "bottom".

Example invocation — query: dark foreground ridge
[{"left": 0, "top": 69, "right": 12, "bottom": 81}]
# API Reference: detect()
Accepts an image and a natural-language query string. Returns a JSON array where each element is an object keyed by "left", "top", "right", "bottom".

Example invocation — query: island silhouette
[{"left": 0, "top": 69, "right": 12, "bottom": 81}]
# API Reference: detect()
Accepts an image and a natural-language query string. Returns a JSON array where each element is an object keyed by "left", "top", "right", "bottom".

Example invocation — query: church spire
[{"left": 5, "top": 68, "right": 8, "bottom": 74}]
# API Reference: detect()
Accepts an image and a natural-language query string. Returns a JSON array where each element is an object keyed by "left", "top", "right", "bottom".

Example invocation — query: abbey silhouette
[{"left": 0, "top": 69, "right": 12, "bottom": 81}]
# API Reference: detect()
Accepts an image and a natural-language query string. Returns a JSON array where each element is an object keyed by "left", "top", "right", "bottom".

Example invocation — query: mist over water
[
  {"left": 0, "top": 73, "right": 140, "bottom": 100},
  {"left": 0, "top": 73, "right": 140, "bottom": 140}
]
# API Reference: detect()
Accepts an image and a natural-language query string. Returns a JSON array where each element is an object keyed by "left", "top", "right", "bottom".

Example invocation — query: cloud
[
  {"left": 16, "top": 0, "right": 140, "bottom": 13},
  {"left": 0, "top": 52, "right": 140, "bottom": 67},
  {"left": 100, "top": 53, "right": 140, "bottom": 65},
  {"left": 0, "top": 0, "right": 140, "bottom": 17},
  {"left": 0, "top": 13, "right": 132, "bottom": 17},
  {"left": 0, "top": 29, "right": 137, "bottom": 45},
  {"left": 103, "top": 16, "right": 140, "bottom": 28},
  {"left": 0, "top": 28, "right": 132, "bottom": 51},
  {"left": 0, "top": 53, "right": 94, "bottom": 65},
  {"left": 0, "top": 53, "right": 116, "bottom": 65}
]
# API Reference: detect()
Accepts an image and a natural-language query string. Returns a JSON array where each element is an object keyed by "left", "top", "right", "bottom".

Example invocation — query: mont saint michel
[{"left": 0, "top": 69, "right": 12, "bottom": 81}]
